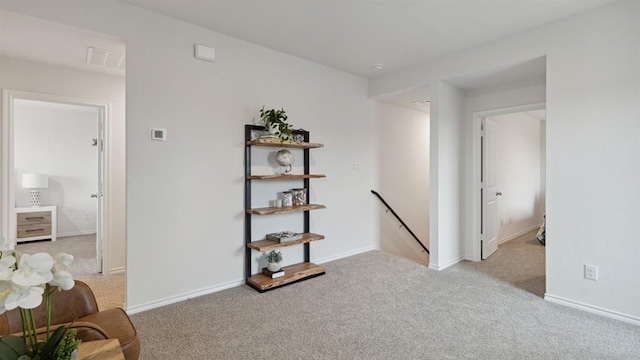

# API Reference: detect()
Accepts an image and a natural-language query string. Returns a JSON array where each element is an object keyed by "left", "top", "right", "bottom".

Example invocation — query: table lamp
[{"left": 22, "top": 173, "right": 48, "bottom": 207}]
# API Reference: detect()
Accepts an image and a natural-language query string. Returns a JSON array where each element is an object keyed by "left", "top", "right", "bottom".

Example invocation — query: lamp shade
[{"left": 22, "top": 173, "right": 48, "bottom": 189}]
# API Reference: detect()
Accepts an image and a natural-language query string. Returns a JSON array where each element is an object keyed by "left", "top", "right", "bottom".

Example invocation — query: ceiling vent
[{"left": 86, "top": 47, "right": 125, "bottom": 71}]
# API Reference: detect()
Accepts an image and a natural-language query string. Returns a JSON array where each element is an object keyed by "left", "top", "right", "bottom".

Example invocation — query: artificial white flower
[
  {"left": 53, "top": 252, "right": 74, "bottom": 273},
  {"left": 12, "top": 253, "right": 54, "bottom": 287},
  {"left": 4, "top": 283, "right": 44, "bottom": 310},
  {"left": 0, "top": 255, "right": 16, "bottom": 281},
  {"left": 50, "top": 271, "right": 74, "bottom": 291}
]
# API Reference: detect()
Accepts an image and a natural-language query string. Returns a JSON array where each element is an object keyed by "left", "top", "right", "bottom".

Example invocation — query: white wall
[
  {"left": 490, "top": 112, "right": 544, "bottom": 241},
  {"left": 0, "top": 56, "right": 126, "bottom": 274},
  {"left": 0, "top": 0, "right": 379, "bottom": 311},
  {"left": 14, "top": 100, "right": 98, "bottom": 236},
  {"left": 370, "top": 0, "right": 640, "bottom": 322},
  {"left": 375, "top": 101, "right": 429, "bottom": 265},
  {"left": 429, "top": 81, "right": 465, "bottom": 269}
]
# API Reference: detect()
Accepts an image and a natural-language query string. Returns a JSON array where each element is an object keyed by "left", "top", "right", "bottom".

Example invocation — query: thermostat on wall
[{"left": 149, "top": 128, "right": 167, "bottom": 141}]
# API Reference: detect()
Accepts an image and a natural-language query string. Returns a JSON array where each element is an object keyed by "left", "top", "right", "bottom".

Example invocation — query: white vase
[
  {"left": 267, "top": 262, "right": 281, "bottom": 272},
  {"left": 267, "top": 123, "right": 279, "bottom": 136}
]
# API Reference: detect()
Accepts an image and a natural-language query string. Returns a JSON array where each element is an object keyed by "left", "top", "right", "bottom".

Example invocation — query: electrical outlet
[{"left": 584, "top": 264, "right": 598, "bottom": 281}]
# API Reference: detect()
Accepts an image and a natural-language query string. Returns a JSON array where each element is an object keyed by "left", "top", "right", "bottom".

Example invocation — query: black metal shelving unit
[{"left": 244, "top": 124, "right": 326, "bottom": 292}]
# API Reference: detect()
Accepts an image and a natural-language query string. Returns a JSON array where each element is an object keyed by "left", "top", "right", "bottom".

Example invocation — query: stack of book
[
  {"left": 262, "top": 267, "right": 285, "bottom": 279},
  {"left": 266, "top": 231, "right": 303, "bottom": 243}
]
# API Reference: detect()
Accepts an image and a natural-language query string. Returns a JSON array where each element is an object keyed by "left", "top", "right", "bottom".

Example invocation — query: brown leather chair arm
[{"left": 8, "top": 321, "right": 110, "bottom": 342}]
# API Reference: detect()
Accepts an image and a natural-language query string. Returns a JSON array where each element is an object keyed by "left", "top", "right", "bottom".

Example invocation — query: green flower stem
[
  {"left": 46, "top": 284, "right": 51, "bottom": 341},
  {"left": 28, "top": 309, "right": 38, "bottom": 355},
  {"left": 19, "top": 308, "right": 29, "bottom": 350},
  {"left": 20, "top": 308, "right": 37, "bottom": 355}
]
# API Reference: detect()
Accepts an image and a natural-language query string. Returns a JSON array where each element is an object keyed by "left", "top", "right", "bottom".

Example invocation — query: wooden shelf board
[
  {"left": 247, "top": 138, "right": 324, "bottom": 148},
  {"left": 247, "top": 233, "right": 325, "bottom": 251},
  {"left": 248, "top": 174, "right": 326, "bottom": 180},
  {"left": 246, "top": 262, "right": 326, "bottom": 292},
  {"left": 247, "top": 204, "right": 326, "bottom": 215}
]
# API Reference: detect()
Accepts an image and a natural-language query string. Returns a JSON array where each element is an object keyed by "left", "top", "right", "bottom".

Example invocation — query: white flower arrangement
[{"left": 0, "top": 235, "right": 80, "bottom": 360}]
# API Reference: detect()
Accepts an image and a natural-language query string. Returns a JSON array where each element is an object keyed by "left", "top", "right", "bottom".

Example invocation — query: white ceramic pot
[
  {"left": 267, "top": 123, "right": 279, "bottom": 135},
  {"left": 267, "top": 262, "right": 281, "bottom": 272}
]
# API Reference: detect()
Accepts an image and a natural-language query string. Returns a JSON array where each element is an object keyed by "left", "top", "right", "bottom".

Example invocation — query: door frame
[
  {"left": 2, "top": 89, "right": 110, "bottom": 273},
  {"left": 469, "top": 102, "right": 545, "bottom": 261}
]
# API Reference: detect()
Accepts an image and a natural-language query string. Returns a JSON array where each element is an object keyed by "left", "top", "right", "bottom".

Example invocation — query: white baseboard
[
  {"left": 107, "top": 266, "right": 125, "bottom": 275},
  {"left": 314, "top": 246, "right": 377, "bottom": 265},
  {"left": 545, "top": 293, "right": 640, "bottom": 326},
  {"left": 127, "top": 247, "right": 376, "bottom": 315},
  {"left": 429, "top": 256, "right": 464, "bottom": 271},
  {"left": 498, "top": 224, "right": 540, "bottom": 245},
  {"left": 126, "top": 279, "right": 244, "bottom": 315},
  {"left": 58, "top": 230, "right": 97, "bottom": 238}
]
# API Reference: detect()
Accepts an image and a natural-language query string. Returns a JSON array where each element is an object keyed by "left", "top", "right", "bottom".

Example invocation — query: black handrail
[{"left": 371, "top": 190, "right": 430, "bottom": 254}]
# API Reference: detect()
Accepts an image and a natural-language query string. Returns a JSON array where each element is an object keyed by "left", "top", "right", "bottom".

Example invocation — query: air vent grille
[{"left": 87, "top": 47, "right": 125, "bottom": 71}]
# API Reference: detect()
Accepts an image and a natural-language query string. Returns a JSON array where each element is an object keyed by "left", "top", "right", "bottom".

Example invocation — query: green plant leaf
[
  {"left": 0, "top": 336, "right": 28, "bottom": 360},
  {"left": 37, "top": 326, "right": 67, "bottom": 359}
]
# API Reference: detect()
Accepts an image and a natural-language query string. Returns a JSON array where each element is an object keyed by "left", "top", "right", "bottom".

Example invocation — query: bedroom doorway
[
  {"left": 474, "top": 104, "right": 547, "bottom": 296},
  {"left": 3, "top": 92, "right": 107, "bottom": 274}
]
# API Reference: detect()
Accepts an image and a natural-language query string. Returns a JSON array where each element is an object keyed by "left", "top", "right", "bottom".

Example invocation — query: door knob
[
  {"left": 496, "top": 192, "right": 503, "bottom": 196},
  {"left": 91, "top": 194, "right": 98, "bottom": 198}
]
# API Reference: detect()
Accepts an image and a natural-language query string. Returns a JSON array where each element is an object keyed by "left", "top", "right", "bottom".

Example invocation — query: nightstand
[{"left": 15, "top": 206, "right": 57, "bottom": 243}]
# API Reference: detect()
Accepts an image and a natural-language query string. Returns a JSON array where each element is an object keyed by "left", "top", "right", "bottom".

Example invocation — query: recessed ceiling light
[
  {"left": 412, "top": 99, "right": 430, "bottom": 105},
  {"left": 371, "top": 64, "right": 384, "bottom": 71}
]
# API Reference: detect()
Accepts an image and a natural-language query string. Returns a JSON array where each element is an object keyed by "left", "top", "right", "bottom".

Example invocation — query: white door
[
  {"left": 482, "top": 118, "right": 500, "bottom": 259},
  {"left": 95, "top": 110, "right": 105, "bottom": 273}
]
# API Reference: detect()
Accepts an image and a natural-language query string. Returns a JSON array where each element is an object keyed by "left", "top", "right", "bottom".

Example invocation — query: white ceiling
[
  {"left": 376, "top": 56, "right": 546, "bottom": 113},
  {"left": 0, "top": 10, "right": 126, "bottom": 76},
  {"left": 117, "top": 0, "right": 616, "bottom": 78},
  {"left": 1, "top": 1, "right": 610, "bottom": 112}
]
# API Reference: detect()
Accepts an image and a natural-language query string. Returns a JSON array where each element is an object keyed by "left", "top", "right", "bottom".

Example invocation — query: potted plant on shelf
[
  {"left": 259, "top": 106, "right": 293, "bottom": 141},
  {"left": 266, "top": 250, "right": 283, "bottom": 272}
]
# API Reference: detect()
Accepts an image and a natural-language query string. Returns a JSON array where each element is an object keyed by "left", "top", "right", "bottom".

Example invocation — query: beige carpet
[
  {"left": 130, "top": 251, "right": 639, "bottom": 359},
  {"left": 16, "top": 235, "right": 125, "bottom": 310},
  {"left": 468, "top": 228, "right": 546, "bottom": 297}
]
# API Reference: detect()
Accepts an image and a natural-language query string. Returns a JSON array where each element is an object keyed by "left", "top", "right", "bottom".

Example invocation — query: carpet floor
[
  {"left": 130, "top": 250, "right": 639, "bottom": 359},
  {"left": 16, "top": 235, "right": 125, "bottom": 310},
  {"left": 469, "top": 228, "right": 546, "bottom": 297}
]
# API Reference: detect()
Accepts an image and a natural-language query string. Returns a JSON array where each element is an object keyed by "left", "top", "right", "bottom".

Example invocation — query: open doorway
[
  {"left": 0, "top": 9, "right": 126, "bottom": 309},
  {"left": 8, "top": 97, "right": 106, "bottom": 275},
  {"left": 473, "top": 106, "right": 546, "bottom": 296}
]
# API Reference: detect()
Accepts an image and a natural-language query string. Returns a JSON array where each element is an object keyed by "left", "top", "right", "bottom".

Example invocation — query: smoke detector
[
  {"left": 87, "top": 47, "right": 126, "bottom": 71},
  {"left": 371, "top": 64, "right": 384, "bottom": 71}
]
